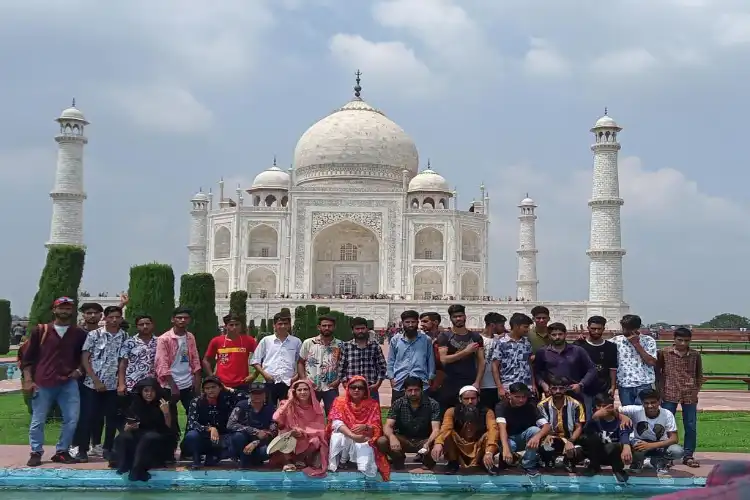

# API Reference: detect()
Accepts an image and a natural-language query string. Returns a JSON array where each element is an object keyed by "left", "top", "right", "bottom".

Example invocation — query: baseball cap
[{"left": 52, "top": 297, "right": 75, "bottom": 307}]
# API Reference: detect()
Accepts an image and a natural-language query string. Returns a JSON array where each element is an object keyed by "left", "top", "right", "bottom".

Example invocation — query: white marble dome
[
  {"left": 59, "top": 106, "right": 87, "bottom": 122},
  {"left": 593, "top": 115, "right": 619, "bottom": 128},
  {"left": 251, "top": 166, "right": 290, "bottom": 191},
  {"left": 408, "top": 168, "right": 450, "bottom": 193},
  {"left": 520, "top": 196, "right": 535, "bottom": 206},
  {"left": 292, "top": 95, "right": 419, "bottom": 186},
  {"left": 192, "top": 191, "right": 209, "bottom": 201}
]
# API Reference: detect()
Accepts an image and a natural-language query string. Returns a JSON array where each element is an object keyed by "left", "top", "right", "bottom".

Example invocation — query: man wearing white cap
[{"left": 431, "top": 385, "right": 497, "bottom": 474}]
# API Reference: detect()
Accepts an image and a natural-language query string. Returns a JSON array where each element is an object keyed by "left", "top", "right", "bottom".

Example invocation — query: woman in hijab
[
  {"left": 326, "top": 375, "right": 390, "bottom": 481},
  {"left": 111, "top": 377, "right": 175, "bottom": 481},
  {"left": 272, "top": 379, "right": 328, "bottom": 476}
]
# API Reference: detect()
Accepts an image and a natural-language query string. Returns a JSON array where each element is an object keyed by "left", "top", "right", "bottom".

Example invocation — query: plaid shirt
[
  {"left": 387, "top": 395, "right": 440, "bottom": 439},
  {"left": 338, "top": 339, "right": 387, "bottom": 386},
  {"left": 658, "top": 347, "right": 703, "bottom": 404},
  {"left": 651, "top": 461, "right": 750, "bottom": 500}
]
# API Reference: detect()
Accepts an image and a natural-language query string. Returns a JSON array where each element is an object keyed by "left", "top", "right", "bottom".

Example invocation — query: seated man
[
  {"left": 495, "top": 382, "right": 551, "bottom": 477},
  {"left": 618, "top": 388, "right": 684, "bottom": 474},
  {"left": 227, "top": 383, "right": 278, "bottom": 469},
  {"left": 537, "top": 376, "right": 585, "bottom": 472},
  {"left": 377, "top": 376, "right": 441, "bottom": 470},
  {"left": 431, "top": 386, "right": 497, "bottom": 474},
  {"left": 581, "top": 393, "right": 633, "bottom": 483},
  {"left": 182, "top": 376, "right": 241, "bottom": 468}
]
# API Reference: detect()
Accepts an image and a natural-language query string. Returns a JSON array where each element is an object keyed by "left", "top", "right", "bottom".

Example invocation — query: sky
[{"left": 1, "top": 0, "right": 749, "bottom": 325}]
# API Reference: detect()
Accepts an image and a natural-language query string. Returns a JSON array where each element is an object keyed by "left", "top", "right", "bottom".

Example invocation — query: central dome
[{"left": 292, "top": 88, "right": 419, "bottom": 187}]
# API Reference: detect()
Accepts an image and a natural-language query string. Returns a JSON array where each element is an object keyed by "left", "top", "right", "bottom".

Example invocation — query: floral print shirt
[
  {"left": 491, "top": 334, "right": 533, "bottom": 389},
  {"left": 119, "top": 335, "right": 157, "bottom": 391},
  {"left": 299, "top": 336, "right": 342, "bottom": 392},
  {"left": 611, "top": 334, "right": 658, "bottom": 388},
  {"left": 82, "top": 327, "right": 127, "bottom": 391}
]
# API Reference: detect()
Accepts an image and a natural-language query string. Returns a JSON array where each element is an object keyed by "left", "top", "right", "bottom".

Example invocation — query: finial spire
[
  {"left": 72, "top": 98, "right": 76, "bottom": 107},
  {"left": 526, "top": 192, "right": 529, "bottom": 198},
  {"left": 604, "top": 106, "right": 608, "bottom": 116},
  {"left": 354, "top": 70, "right": 362, "bottom": 98},
  {"left": 273, "top": 155, "right": 277, "bottom": 167},
  {"left": 427, "top": 158, "right": 431, "bottom": 170}
]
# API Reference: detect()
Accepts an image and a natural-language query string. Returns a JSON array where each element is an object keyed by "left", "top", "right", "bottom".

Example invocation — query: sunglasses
[{"left": 350, "top": 385, "right": 367, "bottom": 391}]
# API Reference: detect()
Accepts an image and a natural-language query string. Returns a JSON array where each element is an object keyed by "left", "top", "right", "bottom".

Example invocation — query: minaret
[
  {"left": 587, "top": 109, "right": 626, "bottom": 303},
  {"left": 187, "top": 190, "right": 209, "bottom": 273},
  {"left": 516, "top": 195, "right": 539, "bottom": 301},
  {"left": 48, "top": 100, "right": 88, "bottom": 247}
]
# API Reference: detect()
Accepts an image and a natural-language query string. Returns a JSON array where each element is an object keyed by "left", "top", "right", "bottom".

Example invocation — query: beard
[
  {"left": 354, "top": 333, "right": 369, "bottom": 340},
  {"left": 456, "top": 403, "right": 480, "bottom": 423}
]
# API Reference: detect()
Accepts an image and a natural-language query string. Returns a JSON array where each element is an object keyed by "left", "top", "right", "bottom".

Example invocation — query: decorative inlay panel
[
  {"left": 413, "top": 266, "right": 445, "bottom": 278},
  {"left": 247, "top": 220, "right": 280, "bottom": 231},
  {"left": 311, "top": 212, "right": 383, "bottom": 239}
]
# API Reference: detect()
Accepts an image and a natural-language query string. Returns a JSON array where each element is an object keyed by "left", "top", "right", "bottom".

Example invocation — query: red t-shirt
[{"left": 205, "top": 334, "right": 257, "bottom": 388}]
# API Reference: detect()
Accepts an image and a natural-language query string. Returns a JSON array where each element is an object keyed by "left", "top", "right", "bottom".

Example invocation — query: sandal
[
  {"left": 283, "top": 464, "right": 297, "bottom": 472},
  {"left": 683, "top": 457, "right": 700, "bottom": 468}
]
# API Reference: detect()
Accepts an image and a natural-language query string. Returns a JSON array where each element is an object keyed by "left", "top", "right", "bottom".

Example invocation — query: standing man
[
  {"left": 338, "top": 316, "right": 387, "bottom": 401},
  {"left": 118, "top": 314, "right": 158, "bottom": 395},
  {"left": 78, "top": 305, "right": 127, "bottom": 462},
  {"left": 478, "top": 312, "right": 506, "bottom": 410},
  {"left": 155, "top": 306, "right": 202, "bottom": 455},
  {"left": 203, "top": 313, "right": 257, "bottom": 391},
  {"left": 575, "top": 316, "right": 618, "bottom": 419},
  {"left": 492, "top": 312, "right": 535, "bottom": 401},
  {"left": 534, "top": 322, "right": 597, "bottom": 402},
  {"left": 298, "top": 315, "right": 342, "bottom": 414},
  {"left": 435, "top": 304, "right": 484, "bottom": 412},
  {"left": 611, "top": 314, "right": 658, "bottom": 406},
  {"left": 386, "top": 310, "right": 435, "bottom": 402},
  {"left": 528, "top": 305, "right": 552, "bottom": 353},
  {"left": 79, "top": 302, "right": 104, "bottom": 332},
  {"left": 251, "top": 312, "right": 301, "bottom": 406},
  {"left": 658, "top": 327, "right": 703, "bottom": 468},
  {"left": 419, "top": 311, "right": 444, "bottom": 395},
  {"left": 22, "top": 297, "right": 88, "bottom": 466}
]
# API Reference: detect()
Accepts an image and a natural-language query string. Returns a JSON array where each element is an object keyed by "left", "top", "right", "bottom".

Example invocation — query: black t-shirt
[
  {"left": 436, "top": 331, "right": 483, "bottom": 387},
  {"left": 574, "top": 339, "right": 618, "bottom": 394},
  {"left": 494, "top": 401, "right": 546, "bottom": 437}
]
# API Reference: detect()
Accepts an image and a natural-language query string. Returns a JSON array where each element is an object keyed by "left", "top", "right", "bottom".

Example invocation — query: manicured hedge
[
  {"left": 28, "top": 245, "right": 85, "bottom": 328},
  {"left": 179, "top": 273, "right": 218, "bottom": 355},
  {"left": 0, "top": 299, "right": 10, "bottom": 355},
  {"left": 229, "top": 290, "right": 248, "bottom": 333},
  {"left": 127, "top": 263, "right": 175, "bottom": 335}
]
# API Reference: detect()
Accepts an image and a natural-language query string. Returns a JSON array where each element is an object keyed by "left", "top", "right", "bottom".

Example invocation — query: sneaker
[
  {"left": 27, "top": 452, "right": 42, "bottom": 467},
  {"left": 656, "top": 466, "right": 670, "bottom": 475},
  {"left": 629, "top": 462, "right": 643, "bottom": 474},
  {"left": 50, "top": 451, "right": 77, "bottom": 464},
  {"left": 613, "top": 470, "right": 629, "bottom": 483},
  {"left": 77, "top": 451, "right": 89, "bottom": 463},
  {"left": 90, "top": 444, "right": 104, "bottom": 457},
  {"left": 69, "top": 446, "right": 79, "bottom": 458},
  {"left": 583, "top": 465, "right": 601, "bottom": 476},
  {"left": 102, "top": 449, "right": 113, "bottom": 461}
]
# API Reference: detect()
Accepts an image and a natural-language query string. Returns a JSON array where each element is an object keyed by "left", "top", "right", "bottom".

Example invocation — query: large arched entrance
[
  {"left": 312, "top": 220, "right": 380, "bottom": 296},
  {"left": 247, "top": 268, "right": 277, "bottom": 298}
]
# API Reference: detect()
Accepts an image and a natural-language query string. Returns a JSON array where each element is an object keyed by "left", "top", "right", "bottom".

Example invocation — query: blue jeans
[
  {"left": 183, "top": 429, "right": 231, "bottom": 465},
  {"left": 506, "top": 426, "right": 542, "bottom": 470},
  {"left": 632, "top": 441, "right": 684, "bottom": 469},
  {"left": 230, "top": 432, "right": 269, "bottom": 467},
  {"left": 618, "top": 383, "right": 653, "bottom": 406},
  {"left": 661, "top": 401, "right": 696, "bottom": 458},
  {"left": 29, "top": 379, "right": 81, "bottom": 454}
]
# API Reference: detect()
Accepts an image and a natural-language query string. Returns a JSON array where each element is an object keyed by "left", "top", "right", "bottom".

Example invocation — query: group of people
[{"left": 20, "top": 297, "right": 702, "bottom": 484}]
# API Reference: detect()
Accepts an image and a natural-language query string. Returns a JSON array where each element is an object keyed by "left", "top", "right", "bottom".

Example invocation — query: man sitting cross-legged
[
  {"left": 431, "top": 386, "right": 497, "bottom": 474},
  {"left": 377, "top": 376, "right": 441, "bottom": 470},
  {"left": 580, "top": 393, "right": 633, "bottom": 483},
  {"left": 227, "top": 383, "right": 278, "bottom": 469},
  {"left": 536, "top": 375, "right": 585, "bottom": 472},
  {"left": 618, "top": 388, "right": 684, "bottom": 475},
  {"left": 495, "top": 382, "right": 551, "bottom": 477}
]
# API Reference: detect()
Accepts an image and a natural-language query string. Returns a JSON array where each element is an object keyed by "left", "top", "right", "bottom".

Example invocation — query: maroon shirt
[{"left": 21, "top": 322, "right": 87, "bottom": 388}]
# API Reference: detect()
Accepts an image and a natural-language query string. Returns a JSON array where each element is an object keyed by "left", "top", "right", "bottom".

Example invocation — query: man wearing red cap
[{"left": 21, "top": 297, "right": 88, "bottom": 466}]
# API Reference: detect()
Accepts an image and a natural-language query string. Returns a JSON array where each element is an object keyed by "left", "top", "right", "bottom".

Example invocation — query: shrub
[
  {"left": 292, "top": 306, "right": 306, "bottom": 337},
  {"left": 248, "top": 319, "right": 258, "bottom": 337},
  {"left": 229, "top": 290, "right": 248, "bottom": 333},
  {"left": 28, "top": 245, "right": 85, "bottom": 328},
  {"left": 304, "top": 305, "right": 317, "bottom": 339},
  {"left": 127, "top": 263, "right": 175, "bottom": 335},
  {"left": 179, "top": 273, "right": 218, "bottom": 355},
  {"left": 0, "top": 299, "right": 10, "bottom": 355},
  {"left": 366, "top": 319, "right": 374, "bottom": 331},
  {"left": 260, "top": 318, "right": 267, "bottom": 333}
]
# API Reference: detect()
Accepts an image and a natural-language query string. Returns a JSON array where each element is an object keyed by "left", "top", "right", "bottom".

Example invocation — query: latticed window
[
  {"left": 423, "top": 291, "right": 432, "bottom": 300},
  {"left": 340, "top": 243, "right": 358, "bottom": 261},
  {"left": 259, "top": 289, "right": 268, "bottom": 298},
  {"left": 338, "top": 275, "right": 357, "bottom": 295},
  {"left": 260, "top": 247, "right": 269, "bottom": 257},
  {"left": 424, "top": 249, "right": 433, "bottom": 259}
]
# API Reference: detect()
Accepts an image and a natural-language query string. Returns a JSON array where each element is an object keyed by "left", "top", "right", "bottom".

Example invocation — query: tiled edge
[{"left": 0, "top": 468, "right": 706, "bottom": 494}]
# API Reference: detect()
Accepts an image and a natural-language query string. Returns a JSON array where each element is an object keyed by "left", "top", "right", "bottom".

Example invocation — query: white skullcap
[{"left": 458, "top": 385, "right": 478, "bottom": 397}]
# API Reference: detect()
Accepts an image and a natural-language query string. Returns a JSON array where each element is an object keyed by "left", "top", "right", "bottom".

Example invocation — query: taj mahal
[{"left": 45, "top": 74, "right": 630, "bottom": 328}]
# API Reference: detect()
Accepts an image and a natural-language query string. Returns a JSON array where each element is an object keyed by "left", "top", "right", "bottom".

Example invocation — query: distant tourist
[
  {"left": 386, "top": 310, "right": 435, "bottom": 402},
  {"left": 611, "top": 315, "right": 658, "bottom": 405},
  {"left": 574, "top": 316, "right": 618, "bottom": 419},
  {"left": 297, "top": 315, "right": 342, "bottom": 414},
  {"left": 21, "top": 297, "right": 88, "bottom": 466},
  {"left": 338, "top": 317, "right": 387, "bottom": 401},
  {"left": 203, "top": 313, "right": 257, "bottom": 391},
  {"left": 658, "top": 327, "right": 703, "bottom": 468},
  {"left": 227, "top": 383, "right": 277, "bottom": 469},
  {"left": 251, "top": 312, "right": 302, "bottom": 406}
]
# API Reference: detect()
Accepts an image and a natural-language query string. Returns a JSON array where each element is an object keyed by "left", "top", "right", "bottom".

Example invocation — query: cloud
[
  {"left": 589, "top": 48, "right": 659, "bottom": 77},
  {"left": 104, "top": 84, "right": 213, "bottom": 135},
  {"left": 328, "top": 34, "right": 437, "bottom": 98},
  {"left": 523, "top": 38, "right": 570, "bottom": 78},
  {"left": 0, "top": 148, "right": 56, "bottom": 187},
  {"left": 715, "top": 13, "right": 750, "bottom": 47}
]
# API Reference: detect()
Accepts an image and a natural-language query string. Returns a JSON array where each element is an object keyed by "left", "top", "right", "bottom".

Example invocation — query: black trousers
[
  {"left": 479, "top": 388, "right": 499, "bottom": 411},
  {"left": 580, "top": 435, "right": 626, "bottom": 471},
  {"left": 114, "top": 430, "right": 174, "bottom": 476},
  {"left": 163, "top": 386, "right": 195, "bottom": 455},
  {"left": 75, "top": 387, "right": 119, "bottom": 453},
  {"left": 265, "top": 382, "right": 289, "bottom": 407}
]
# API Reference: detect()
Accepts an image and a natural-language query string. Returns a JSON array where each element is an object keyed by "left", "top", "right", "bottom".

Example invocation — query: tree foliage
[
  {"left": 127, "top": 263, "right": 175, "bottom": 335},
  {"left": 699, "top": 313, "right": 750, "bottom": 329},
  {"left": 0, "top": 299, "right": 10, "bottom": 355},
  {"left": 248, "top": 319, "right": 258, "bottom": 337},
  {"left": 28, "top": 245, "right": 85, "bottom": 328},
  {"left": 292, "top": 306, "right": 306, "bottom": 338},
  {"left": 260, "top": 318, "right": 267, "bottom": 333},
  {"left": 179, "top": 273, "right": 218, "bottom": 355},
  {"left": 229, "top": 290, "right": 248, "bottom": 333}
]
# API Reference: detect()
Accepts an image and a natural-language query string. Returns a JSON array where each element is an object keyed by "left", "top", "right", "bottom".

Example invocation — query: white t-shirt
[
  {"left": 480, "top": 334, "right": 500, "bottom": 389},
  {"left": 620, "top": 405, "right": 677, "bottom": 442},
  {"left": 171, "top": 335, "right": 193, "bottom": 390}
]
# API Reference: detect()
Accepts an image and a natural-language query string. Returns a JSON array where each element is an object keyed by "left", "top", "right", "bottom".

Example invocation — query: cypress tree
[
  {"left": 304, "top": 305, "right": 317, "bottom": 339},
  {"left": 317, "top": 306, "right": 331, "bottom": 317},
  {"left": 28, "top": 245, "right": 85, "bottom": 328},
  {"left": 0, "top": 299, "right": 10, "bottom": 355},
  {"left": 127, "top": 263, "right": 175, "bottom": 335},
  {"left": 179, "top": 273, "right": 218, "bottom": 356},
  {"left": 248, "top": 319, "right": 257, "bottom": 337},
  {"left": 260, "top": 318, "right": 267, "bottom": 333},
  {"left": 229, "top": 290, "right": 248, "bottom": 333},
  {"left": 293, "top": 306, "right": 306, "bottom": 337}
]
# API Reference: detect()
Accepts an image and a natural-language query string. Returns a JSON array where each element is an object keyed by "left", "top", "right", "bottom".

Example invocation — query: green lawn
[
  {"left": 1, "top": 350, "right": 16, "bottom": 358},
  {"left": 0, "top": 393, "right": 748, "bottom": 453}
]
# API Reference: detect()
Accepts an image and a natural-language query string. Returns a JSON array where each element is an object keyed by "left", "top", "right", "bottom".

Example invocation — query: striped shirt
[{"left": 537, "top": 395, "right": 585, "bottom": 439}]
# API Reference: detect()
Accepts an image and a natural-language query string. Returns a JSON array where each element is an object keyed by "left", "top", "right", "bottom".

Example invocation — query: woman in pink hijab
[{"left": 272, "top": 379, "right": 328, "bottom": 476}]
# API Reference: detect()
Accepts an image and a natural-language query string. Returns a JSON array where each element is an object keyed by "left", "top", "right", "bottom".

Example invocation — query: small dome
[
  {"left": 593, "top": 114, "right": 619, "bottom": 129},
  {"left": 59, "top": 105, "right": 87, "bottom": 122},
  {"left": 520, "top": 197, "right": 536, "bottom": 206},
  {"left": 251, "top": 166, "right": 290, "bottom": 190},
  {"left": 192, "top": 191, "right": 209, "bottom": 201},
  {"left": 408, "top": 168, "right": 450, "bottom": 193}
]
